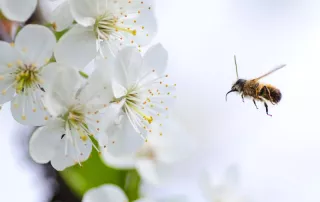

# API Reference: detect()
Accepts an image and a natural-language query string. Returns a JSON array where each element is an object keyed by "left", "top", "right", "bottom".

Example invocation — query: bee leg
[
  {"left": 264, "top": 102, "right": 272, "bottom": 117},
  {"left": 241, "top": 94, "right": 245, "bottom": 102},
  {"left": 253, "top": 99, "right": 258, "bottom": 109}
]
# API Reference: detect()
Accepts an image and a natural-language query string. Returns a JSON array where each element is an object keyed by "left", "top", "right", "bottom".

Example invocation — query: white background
[{"left": 2, "top": 0, "right": 320, "bottom": 201}]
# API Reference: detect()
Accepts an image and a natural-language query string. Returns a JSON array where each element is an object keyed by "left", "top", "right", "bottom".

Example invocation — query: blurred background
[{"left": 2, "top": 0, "right": 320, "bottom": 201}]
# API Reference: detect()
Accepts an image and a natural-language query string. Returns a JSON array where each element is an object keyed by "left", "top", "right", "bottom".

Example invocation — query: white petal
[
  {"left": 44, "top": 64, "right": 83, "bottom": 116},
  {"left": 1, "top": 0, "right": 37, "bottom": 22},
  {"left": 199, "top": 168, "right": 244, "bottom": 202},
  {"left": 97, "top": 103, "right": 124, "bottom": 135},
  {"left": 157, "top": 196, "right": 189, "bottom": 202},
  {"left": 121, "top": 10, "right": 157, "bottom": 47},
  {"left": 149, "top": 121, "right": 194, "bottom": 164},
  {"left": 0, "top": 77, "right": 15, "bottom": 104},
  {"left": 107, "top": 115, "right": 145, "bottom": 157},
  {"left": 50, "top": 142, "right": 75, "bottom": 171},
  {"left": 134, "top": 199, "right": 156, "bottom": 202},
  {"left": 78, "top": 57, "right": 114, "bottom": 103},
  {"left": 199, "top": 170, "right": 215, "bottom": 202},
  {"left": 100, "top": 39, "right": 122, "bottom": 58},
  {"left": 51, "top": 133, "right": 92, "bottom": 171},
  {"left": 224, "top": 165, "right": 240, "bottom": 187},
  {"left": 135, "top": 197, "right": 189, "bottom": 202},
  {"left": 136, "top": 159, "right": 159, "bottom": 184},
  {"left": 69, "top": 0, "right": 107, "bottom": 26},
  {"left": 117, "top": 0, "right": 154, "bottom": 13},
  {"left": 11, "top": 89, "right": 51, "bottom": 126},
  {"left": 54, "top": 25, "right": 97, "bottom": 69},
  {"left": 40, "top": 62, "right": 64, "bottom": 91},
  {"left": 114, "top": 47, "right": 143, "bottom": 87},
  {"left": 112, "top": 81, "right": 127, "bottom": 99},
  {"left": 83, "top": 184, "right": 128, "bottom": 202},
  {"left": 0, "top": 41, "right": 21, "bottom": 104},
  {"left": 29, "top": 119, "right": 65, "bottom": 164},
  {"left": 101, "top": 152, "right": 136, "bottom": 169},
  {"left": 50, "top": 0, "right": 74, "bottom": 31},
  {"left": 143, "top": 43, "right": 168, "bottom": 75},
  {"left": 15, "top": 25, "right": 56, "bottom": 66},
  {"left": 94, "top": 104, "right": 124, "bottom": 154},
  {"left": 0, "top": 41, "right": 21, "bottom": 70}
]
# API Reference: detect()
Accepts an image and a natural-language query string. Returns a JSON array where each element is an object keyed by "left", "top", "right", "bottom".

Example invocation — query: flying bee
[{"left": 226, "top": 55, "right": 285, "bottom": 116}]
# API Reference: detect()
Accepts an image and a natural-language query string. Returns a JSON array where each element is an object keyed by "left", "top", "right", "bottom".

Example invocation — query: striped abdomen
[{"left": 259, "top": 84, "right": 282, "bottom": 103}]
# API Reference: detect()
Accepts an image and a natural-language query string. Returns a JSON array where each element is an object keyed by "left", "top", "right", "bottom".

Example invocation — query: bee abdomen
[
  {"left": 270, "top": 88, "right": 281, "bottom": 103},
  {"left": 259, "top": 86, "right": 282, "bottom": 103}
]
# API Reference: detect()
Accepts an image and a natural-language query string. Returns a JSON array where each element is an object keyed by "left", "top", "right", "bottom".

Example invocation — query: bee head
[
  {"left": 231, "top": 79, "right": 246, "bottom": 92},
  {"left": 226, "top": 79, "right": 246, "bottom": 101}
]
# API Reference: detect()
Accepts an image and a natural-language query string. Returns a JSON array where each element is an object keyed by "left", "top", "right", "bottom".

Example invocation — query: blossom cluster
[
  {"left": 0, "top": 0, "right": 251, "bottom": 202},
  {"left": 1, "top": 0, "right": 176, "bottom": 171}
]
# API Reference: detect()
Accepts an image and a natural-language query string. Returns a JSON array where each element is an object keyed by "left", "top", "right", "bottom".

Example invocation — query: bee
[{"left": 225, "top": 55, "right": 285, "bottom": 116}]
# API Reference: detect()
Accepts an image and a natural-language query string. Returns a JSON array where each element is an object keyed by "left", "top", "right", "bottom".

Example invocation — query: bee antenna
[{"left": 234, "top": 55, "right": 239, "bottom": 79}]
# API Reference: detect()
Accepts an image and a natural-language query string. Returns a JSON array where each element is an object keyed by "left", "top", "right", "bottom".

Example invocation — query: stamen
[
  {"left": 129, "top": 103, "right": 153, "bottom": 124},
  {"left": 114, "top": 26, "right": 137, "bottom": 35},
  {"left": 95, "top": 12, "right": 137, "bottom": 42}
]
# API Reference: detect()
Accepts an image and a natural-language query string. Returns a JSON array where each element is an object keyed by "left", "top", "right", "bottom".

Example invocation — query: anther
[
  {"left": 143, "top": 116, "right": 153, "bottom": 124},
  {"left": 81, "top": 135, "right": 88, "bottom": 141}
]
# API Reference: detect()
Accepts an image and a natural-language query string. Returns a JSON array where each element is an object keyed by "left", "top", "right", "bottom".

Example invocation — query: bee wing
[{"left": 253, "top": 64, "right": 286, "bottom": 81}]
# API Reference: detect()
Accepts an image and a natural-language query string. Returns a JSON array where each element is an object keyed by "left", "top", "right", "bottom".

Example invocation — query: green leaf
[
  {"left": 54, "top": 28, "right": 69, "bottom": 41},
  {"left": 59, "top": 143, "right": 141, "bottom": 201},
  {"left": 124, "top": 170, "right": 141, "bottom": 200}
]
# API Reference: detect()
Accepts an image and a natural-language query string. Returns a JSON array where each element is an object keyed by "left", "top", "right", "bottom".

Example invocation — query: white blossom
[
  {"left": 82, "top": 184, "right": 187, "bottom": 202},
  {"left": 29, "top": 62, "right": 113, "bottom": 171},
  {"left": 0, "top": 24, "right": 56, "bottom": 125},
  {"left": 200, "top": 166, "right": 252, "bottom": 202},
  {"left": 0, "top": 0, "right": 37, "bottom": 22},
  {"left": 104, "top": 43, "right": 176, "bottom": 140},
  {"left": 49, "top": 0, "right": 74, "bottom": 32},
  {"left": 54, "top": 0, "right": 157, "bottom": 68},
  {"left": 102, "top": 119, "right": 194, "bottom": 184}
]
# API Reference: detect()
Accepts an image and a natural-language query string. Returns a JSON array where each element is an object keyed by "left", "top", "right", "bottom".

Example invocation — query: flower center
[
  {"left": 136, "top": 144, "right": 156, "bottom": 160},
  {"left": 67, "top": 109, "right": 85, "bottom": 126},
  {"left": 114, "top": 88, "right": 154, "bottom": 125},
  {"left": 63, "top": 106, "right": 92, "bottom": 140},
  {"left": 60, "top": 105, "right": 102, "bottom": 165},
  {"left": 14, "top": 63, "right": 41, "bottom": 94},
  {"left": 94, "top": 13, "right": 136, "bottom": 41}
]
